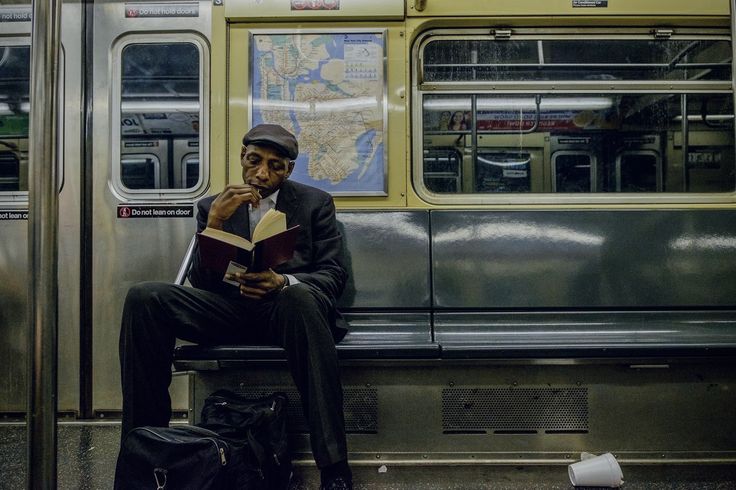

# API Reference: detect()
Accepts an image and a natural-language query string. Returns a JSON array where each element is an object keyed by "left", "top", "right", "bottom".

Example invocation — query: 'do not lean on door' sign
[
  {"left": 117, "top": 205, "right": 193, "bottom": 219},
  {"left": 0, "top": 210, "right": 28, "bottom": 220}
]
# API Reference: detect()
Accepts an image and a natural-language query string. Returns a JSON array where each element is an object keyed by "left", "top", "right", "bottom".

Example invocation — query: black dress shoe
[{"left": 320, "top": 476, "right": 353, "bottom": 490}]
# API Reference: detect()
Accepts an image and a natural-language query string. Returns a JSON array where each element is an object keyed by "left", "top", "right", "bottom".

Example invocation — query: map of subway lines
[{"left": 252, "top": 33, "right": 385, "bottom": 193}]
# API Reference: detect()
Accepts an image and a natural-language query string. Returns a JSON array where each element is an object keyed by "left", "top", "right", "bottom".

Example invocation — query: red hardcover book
[{"left": 197, "top": 209, "right": 300, "bottom": 277}]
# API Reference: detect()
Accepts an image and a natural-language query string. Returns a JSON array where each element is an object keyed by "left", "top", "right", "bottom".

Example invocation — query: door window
[{"left": 113, "top": 38, "right": 208, "bottom": 199}]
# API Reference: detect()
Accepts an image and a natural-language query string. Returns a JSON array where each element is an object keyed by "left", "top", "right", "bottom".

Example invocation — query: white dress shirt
[
  {"left": 248, "top": 190, "right": 279, "bottom": 236},
  {"left": 248, "top": 189, "right": 298, "bottom": 286}
]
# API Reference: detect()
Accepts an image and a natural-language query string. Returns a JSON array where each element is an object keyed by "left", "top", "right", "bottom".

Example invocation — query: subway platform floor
[{"left": 1, "top": 422, "right": 736, "bottom": 489}]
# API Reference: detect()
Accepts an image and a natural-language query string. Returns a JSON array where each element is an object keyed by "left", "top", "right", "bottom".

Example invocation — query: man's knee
[
  {"left": 124, "top": 281, "right": 174, "bottom": 310},
  {"left": 277, "top": 283, "right": 319, "bottom": 311},
  {"left": 121, "top": 282, "right": 178, "bottom": 346},
  {"left": 122, "top": 282, "right": 180, "bottom": 332},
  {"left": 275, "top": 284, "right": 332, "bottom": 338}
]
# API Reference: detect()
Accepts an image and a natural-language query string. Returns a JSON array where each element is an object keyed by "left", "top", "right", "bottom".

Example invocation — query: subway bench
[
  {"left": 172, "top": 210, "right": 736, "bottom": 464},
  {"left": 174, "top": 209, "right": 736, "bottom": 369},
  {"left": 173, "top": 211, "right": 439, "bottom": 370}
]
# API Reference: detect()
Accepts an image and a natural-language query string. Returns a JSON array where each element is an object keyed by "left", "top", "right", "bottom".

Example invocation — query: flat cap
[{"left": 242, "top": 124, "right": 299, "bottom": 160}]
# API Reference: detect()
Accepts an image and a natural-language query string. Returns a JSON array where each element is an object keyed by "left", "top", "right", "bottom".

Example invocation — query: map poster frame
[{"left": 249, "top": 29, "right": 388, "bottom": 196}]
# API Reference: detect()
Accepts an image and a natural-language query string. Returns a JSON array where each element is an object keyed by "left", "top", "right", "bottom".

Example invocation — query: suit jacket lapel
[{"left": 275, "top": 180, "right": 299, "bottom": 228}]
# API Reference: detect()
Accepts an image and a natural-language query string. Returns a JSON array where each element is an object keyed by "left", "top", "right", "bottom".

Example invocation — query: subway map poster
[{"left": 251, "top": 32, "right": 386, "bottom": 195}]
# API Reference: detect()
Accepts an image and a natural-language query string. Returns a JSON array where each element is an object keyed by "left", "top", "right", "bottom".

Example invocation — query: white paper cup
[{"left": 568, "top": 452, "right": 624, "bottom": 487}]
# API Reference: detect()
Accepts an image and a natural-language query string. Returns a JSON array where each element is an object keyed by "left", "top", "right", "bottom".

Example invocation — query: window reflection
[
  {"left": 121, "top": 155, "right": 160, "bottom": 189},
  {"left": 0, "top": 45, "right": 30, "bottom": 194},
  {"left": 182, "top": 153, "right": 199, "bottom": 188},
  {"left": 475, "top": 152, "right": 532, "bottom": 193},
  {"left": 420, "top": 90, "right": 734, "bottom": 195},
  {"left": 424, "top": 148, "right": 462, "bottom": 193},
  {"left": 617, "top": 153, "right": 660, "bottom": 192},
  {"left": 0, "top": 146, "right": 20, "bottom": 191},
  {"left": 418, "top": 34, "right": 735, "bottom": 197},
  {"left": 553, "top": 153, "right": 594, "bottom": 193},
  {"left": 423, "top": 39, "right": 731, "bottom": 82},
  {"left": 119, "top": 42, "right": 201, "bottom": 191}
]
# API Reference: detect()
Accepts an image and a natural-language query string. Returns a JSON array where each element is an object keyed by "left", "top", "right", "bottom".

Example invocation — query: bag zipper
[
  {"left": 183, "top": 427, "right": 228, "bottom": 466},
  {"left": 134, "top": 427, "right": 228, "bottom": 465}
]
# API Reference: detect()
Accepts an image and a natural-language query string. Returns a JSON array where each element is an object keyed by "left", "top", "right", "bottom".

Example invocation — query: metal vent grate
[
  {"left": 442, "top": 387, "right": 588, "bottom": 434},
  {"left": 236, "top": 386, "right": 378, "bottom": 434}
]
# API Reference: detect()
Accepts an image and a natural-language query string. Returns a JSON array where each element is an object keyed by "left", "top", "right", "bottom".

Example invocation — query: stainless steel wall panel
[
  {"left": 92, "top": 219, "right": 196, "bottom": 408},
  {"left": 58, "top": 0, "right": 83, "bottom": 414},
  {"left": 0, "top": 219, "right": 28, "bottom": 412},
  {"left": 337, "top": 211, "right": 431, "bottom": 309},
  {"left": 432, "top": 210, "right": 736, "bottom": 309},
  {"left": 91, "top": 0, "right": 211, "bottom": 412},
  {"left": 0, "top": 13, "right": 32, "bottom": 414},
  {"left": 192, "top": 361, "right": 736, "bottom": 460},
  {"left": 0, "top": 2, "right": 82, "bottom": 413}
]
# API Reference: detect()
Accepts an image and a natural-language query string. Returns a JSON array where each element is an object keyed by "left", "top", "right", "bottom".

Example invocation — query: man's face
[{"left": 241, "top": 143, "right": 294, "bottom": 198}]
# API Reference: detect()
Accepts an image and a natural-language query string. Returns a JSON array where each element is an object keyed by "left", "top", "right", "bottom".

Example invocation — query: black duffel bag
[
  {"left": 199, "top": 390, "right": 292, "bottom": 490},
  {"left": 114, "top": 424, "right": 262, "bottom": 489}
]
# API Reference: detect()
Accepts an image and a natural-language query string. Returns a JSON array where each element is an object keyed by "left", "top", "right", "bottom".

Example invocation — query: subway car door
[
  {"left": 0, "top": 2, "right": 83, "bottom": 416},
  {"left": 90, "top": 0, "right": 212, "bottom": 417}
]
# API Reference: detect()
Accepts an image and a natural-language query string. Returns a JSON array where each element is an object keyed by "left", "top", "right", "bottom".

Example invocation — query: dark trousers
[{"left": 119, "top": 281, "right": 347, "bottom": 468}]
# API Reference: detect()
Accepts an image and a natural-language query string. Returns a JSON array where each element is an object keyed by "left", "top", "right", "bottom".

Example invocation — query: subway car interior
[{"left": 2, "top": 0, "right": 736, "bottom": 488}]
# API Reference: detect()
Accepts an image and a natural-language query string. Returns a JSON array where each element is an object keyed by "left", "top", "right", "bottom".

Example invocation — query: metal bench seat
[
  {"left": 174, "top": 311, "right": 439, "bottom": 370},
  {"left": 435, "top": 310, "right": 736, "bottom": 359},
  {"left": 174, "top": 211, "right": 435, "bottom": 370},
  {"left": 174, "top": 342, "right": 439, "bottom": 366}
]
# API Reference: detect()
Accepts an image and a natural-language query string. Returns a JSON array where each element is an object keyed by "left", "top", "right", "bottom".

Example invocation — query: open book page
[
  {"left": 196, "top": 209, "right": 299, "bottom": 275},
  {"left": 199, "top": 227, "right": 255, "bottom": 251},
  {"left": 252, "top": 209, "right": 287, "bottom": 243}
]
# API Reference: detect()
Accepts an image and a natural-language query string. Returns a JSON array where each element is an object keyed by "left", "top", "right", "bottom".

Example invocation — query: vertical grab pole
[
  {"left": 27, "top": 0, "right": 62, "bottom": 487},
  {"left": 680, "top": 94, "right": 689, "bottom": 191}
]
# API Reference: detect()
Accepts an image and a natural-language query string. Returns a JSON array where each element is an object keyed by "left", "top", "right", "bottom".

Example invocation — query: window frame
[
  {"left": 411, "top": 28, "right": 736, "bottom": 205},
  {"left": 615, "top": 150, "right": 663, "bottom": 193},
  {"left": 551, "top": 151, "right": 597, "bottom": 193},
  {"left": 110, "top": 33, "right": 209, "bottom": 201},
  {"left": 0, "top": 37, "right": 65, "bottom": 203}
]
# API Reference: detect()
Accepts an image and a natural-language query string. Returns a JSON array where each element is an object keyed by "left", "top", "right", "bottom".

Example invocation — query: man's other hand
[
  {"left": 207, "top": 184, "right": 262, "bottom": 229},
  {"left": 227, "top": 269, "right": 286, "bottom": 299}
]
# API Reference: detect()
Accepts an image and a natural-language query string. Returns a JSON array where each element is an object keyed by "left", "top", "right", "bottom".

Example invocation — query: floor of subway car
[{"left": 1, "top": 423, "right": 736, "bottom": 489}]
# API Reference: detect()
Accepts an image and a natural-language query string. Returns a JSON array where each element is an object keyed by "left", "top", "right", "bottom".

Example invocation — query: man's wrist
[
  {"left": 279, "top": 274, "right": 290, "bottom": 291},
  {"left": 207, "top": 214, "right": 226, "bottom": 229}
]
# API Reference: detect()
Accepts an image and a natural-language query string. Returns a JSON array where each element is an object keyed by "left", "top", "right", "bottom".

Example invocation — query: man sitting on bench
[{"left": 119, "top": 123, "right": 353, "bottom": 490}]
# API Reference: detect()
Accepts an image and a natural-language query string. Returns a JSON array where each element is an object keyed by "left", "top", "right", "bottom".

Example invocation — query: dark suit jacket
[{"left": 189, "top": 179, "right": 348, "bottom": 339}]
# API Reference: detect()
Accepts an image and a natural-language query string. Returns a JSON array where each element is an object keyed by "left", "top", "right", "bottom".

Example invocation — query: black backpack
[
  {"left": 199, "top": 390, "right": 292, "bottom": 490},
  {"left": 114, "top": 391, "right": 291, "bottom": 490}
]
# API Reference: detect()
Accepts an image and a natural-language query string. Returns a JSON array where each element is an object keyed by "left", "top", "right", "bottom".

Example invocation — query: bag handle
[{"left": 153, "top": 468, "right": 168, "bottom": 490}]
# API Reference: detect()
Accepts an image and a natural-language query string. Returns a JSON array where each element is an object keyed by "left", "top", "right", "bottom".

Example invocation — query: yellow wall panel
[
  {"left": 209, "top": 5, "right": 228, "bottom": 192},
  {"left": 225, "top": 0, "right": 404, "bottom": 21},
  {"left": 224, "top": 23, "right": 408, "bottom": 209},
  {"left": 211, "top": 3, "right": 734, "bottom": 210},
  {"left": 407, "top": 0, "right": 729, "bottom": 17}
]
